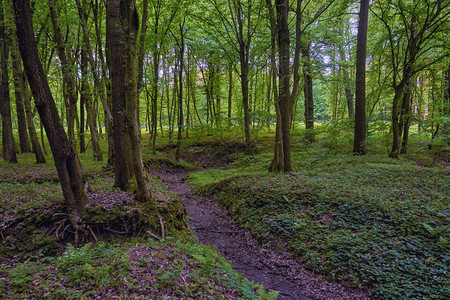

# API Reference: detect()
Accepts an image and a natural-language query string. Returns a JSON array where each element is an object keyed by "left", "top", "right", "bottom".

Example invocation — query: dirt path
[{"left": 155, "top": 169, "right": 369, "bottom": 300}]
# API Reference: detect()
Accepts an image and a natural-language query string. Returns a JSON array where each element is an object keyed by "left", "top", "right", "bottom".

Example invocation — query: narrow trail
[{"left": 155, "top": 169, "right": 369, "bottom": 300}]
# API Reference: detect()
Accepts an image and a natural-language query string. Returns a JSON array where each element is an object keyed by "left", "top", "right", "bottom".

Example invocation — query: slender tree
[
  {"left": 353, "top": 0, "right": 369, "bottom": 155},
  {"left": 0, "top": 0, "right": 17, "bottom": 163},
  {"left": 11, "top": 44, "right": 31, "bottom": 153},
  {"left": 49, "top": 0, "right": 78, "bottom": 147}
]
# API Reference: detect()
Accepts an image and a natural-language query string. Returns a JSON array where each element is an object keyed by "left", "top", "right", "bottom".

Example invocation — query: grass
[{"left": 187, "top": 127, "right": 449, "bottom": 299}]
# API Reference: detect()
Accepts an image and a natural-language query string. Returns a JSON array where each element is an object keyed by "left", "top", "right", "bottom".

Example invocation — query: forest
[{"left": 0, "top": 0, "right": 449, "bottom": 299}]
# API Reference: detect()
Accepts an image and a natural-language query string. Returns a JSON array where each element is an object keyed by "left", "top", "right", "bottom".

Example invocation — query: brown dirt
[{"left": 153, "top": 169, "right": 370, "bottom": 300}]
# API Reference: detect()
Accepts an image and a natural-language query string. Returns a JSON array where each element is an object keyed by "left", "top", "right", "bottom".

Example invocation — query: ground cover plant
[
  {"left": 0, "top": 150, "right": 276, "bottom": 299},
  {"left": 188, "top": 126, "right": 449, "bottom": 299},
  {"left": 0, "top": 238, "right": 277, "bottom": 299}
]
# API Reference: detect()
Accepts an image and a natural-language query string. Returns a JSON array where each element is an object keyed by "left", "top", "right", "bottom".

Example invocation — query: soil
[{"left": 154, "top": 169, "right": 370, "bottom": 300}]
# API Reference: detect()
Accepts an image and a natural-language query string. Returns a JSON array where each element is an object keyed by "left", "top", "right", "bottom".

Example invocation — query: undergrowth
[
  {"left": 188, "top": 129, "right": 449, "bottom": 299},
  {"left": 0, "top": 238, "right": 278, "bottom": 299}
]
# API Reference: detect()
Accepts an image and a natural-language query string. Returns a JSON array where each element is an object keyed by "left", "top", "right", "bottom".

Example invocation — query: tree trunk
[
  {"left": 175, "top": 23, "right": 185, "bottom": 162},
  {"left": 81, "top": 46, "right": 102, "bottom": 161},
  {"left": 239, "top": 49, "right": 251, "bottom": 146},
  {"left": 106, "top": 0, "right": 133, "bottom": 191},
  {"left": 151, "top": 51, "right": 160, "bottom": 154},
  {"left": 120, "top": 0, "right": 152, "bottom": 203},
  {"left": 0, "top": 0, "right": 17, "bottom": 163},
  {"left": 13, "top": 0, "right": 88, "bottom": 241},
  {"left": 228, "top": 63, "right": 233, "bottom": 125},
  {"left": 92, "top": 0, "right": 114, "bottom": 165},
  {"left": 302, "top": 41, "right": 314, "bottom": 143},
  {"left": 49, "top": 0, "right": 77, "bottom": 148},
  {"left": 11, "top": 41, "right": 31, "bottom": 153},
  {"left": 270, "top": 0, "right": 291, "bottom": 172},
  {"left": 400, "top": 80, "right": 413, "bottom": 154},
  {"left": 338, "top": 45, "right": 354, "bottom": 118},
  {"left": 23, "top": 82, "right": 46, "bottom": 163},
  {"left": 353, "top": 0, "right": 369, "bottom": 155},
  {"left": 137, "top": 0, "right": 148, "bottom": 96},
  {"left": 390, "top": 84, "right": 404, "bottom": 158}
]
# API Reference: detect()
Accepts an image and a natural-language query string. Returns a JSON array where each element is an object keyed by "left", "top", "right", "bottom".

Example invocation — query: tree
[
  {"left": 49, "top": 0, "right": 78, "bottom": 147},
  {"left": 106, "top": 0, "right": 152, "bottom": 203},
  {"left": 106, "top": 0, "right": 133, "bottom": 191},
  {"left": 13, "top": 0, "right": 88, "bottom": 243},
  {"left": 206, "top": 0, "right": 265, "bottom": 148},
  {"left": 372, "top": 0, "right": 450, "bottom": 158},
  {"left": 353, "top": 0, "right": 370, "bottom": 155},
  {"left": 0, "top": 0, "right": 17, "bottom": 163},
  {"left": 11, "top": 43, "right": 31, "bottom": 154}
]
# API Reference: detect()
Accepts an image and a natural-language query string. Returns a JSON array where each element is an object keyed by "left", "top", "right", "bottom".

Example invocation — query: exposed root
[{"left": 87, "top": 225, "right": 98, "bottom": 243}]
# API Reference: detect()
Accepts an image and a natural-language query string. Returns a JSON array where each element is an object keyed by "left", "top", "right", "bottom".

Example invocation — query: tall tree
[
  {"left": 121, "top": 0, "right": 152, "bottom": 202},
  {"left": 11, "top": 43, "right": 31, "bottom": 153},
  {"left": 106, "top": 0, "right": 133, "bottom": 191},
  {"left": 353, "top": 0, "right": 369, "bottom": 155},
  {"left": 271, "top": 0, "right": 290, "bottom": 172},
  {"left": 174, "top": 21, "right": 185, "bottom": 162},
  {"left": 0, "top": 0, "right": 17, "bottom": 163},
  {"left": 13, "top": 0, "right": 88, "bottom": 243},
  {"left": 49, "top": 0, "right": 78, "bottom": 148}
]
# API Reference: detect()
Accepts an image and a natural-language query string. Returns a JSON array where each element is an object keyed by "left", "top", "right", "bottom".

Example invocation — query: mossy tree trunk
[
  {"left": 11, "top": 42, "right": 31, "bottom": 154},
  {"left": 0, "top": 0, "right": 17, "bottom": 163},
  {"left": 109, "top": 0, "right": 152, "bottom": 203},
  {"left": 13, "top": 0, "right": 88, "bottom": 241}
]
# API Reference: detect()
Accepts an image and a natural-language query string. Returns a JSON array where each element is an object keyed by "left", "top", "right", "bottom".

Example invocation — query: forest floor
[
  {"left": 1, "top": 129, "right": 448, "bottom": 299},
  {"left": 153, "top": 168, "right": 369, "bottom": 300}
]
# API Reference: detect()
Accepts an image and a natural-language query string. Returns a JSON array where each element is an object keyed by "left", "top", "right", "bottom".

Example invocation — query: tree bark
[
  {"left": 353, "top": 0, "right": 369, "bottom": 155},
  {"left": 228, "top": 62, "right": 233, "bottom": 125},
  {"left": 271, "top": 0, "right": 291, "bottom": 172},
  {"left": 106, "top": 0, "right": 133, "bottom": 191},
  {"left": 0, "top": 0, "right": 17, "bottom": 163},
  {"left": 338, "top": 45, "right": 354, "bottom": 118},
  {"left": 23, "top": 81, "right": 46, "bottom": 163},
  {"left": 11, "top": 41, "right": 31, "bottom": 153},
  {"left": 120, "top": 0, "right": 152, "bottom": 203},
  {"left": 400, "top": 81, "right": 413, "bottom": 154},
  {"left": 302, "top": 40, "right": 314, "bottom": 143},
  {"left": 92, "top": 0, "right": 114, "bottom": 165},
  {"left": 13, "top": 0, "right": 88, "bottom": 240}
]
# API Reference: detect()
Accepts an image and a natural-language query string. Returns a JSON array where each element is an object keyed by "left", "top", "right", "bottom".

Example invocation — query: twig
[
  {"left": 258, "top": 259, "right": 273, "bottom": 270},
  {"left": 146, "top": 230, "right": 161, "bottom": 240},
  {"left": 159, "top": 215, "right": 165, "bottom": 239}
]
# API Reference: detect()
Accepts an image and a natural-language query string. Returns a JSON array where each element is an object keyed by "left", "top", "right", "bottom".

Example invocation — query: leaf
[
  {"left": 422, "top": 223, "right": 442, "bottom": 236},
  {"left": 437, "top": 236, "right": 448, "bottom": 248}
]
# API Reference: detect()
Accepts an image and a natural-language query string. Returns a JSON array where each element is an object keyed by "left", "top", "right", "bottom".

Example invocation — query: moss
[{"left": 0, "top": 224, "right": 60, "bottom": 260}]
